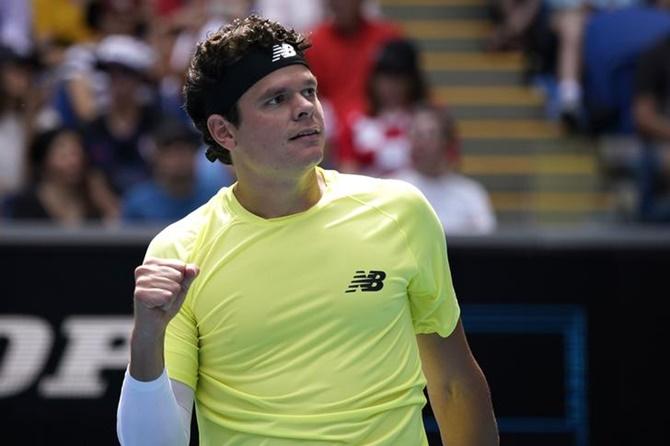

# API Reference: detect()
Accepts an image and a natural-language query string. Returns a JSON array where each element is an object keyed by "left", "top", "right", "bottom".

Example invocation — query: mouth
[{"left": 289, "top": 128, "right": 321, "bottom": 141}]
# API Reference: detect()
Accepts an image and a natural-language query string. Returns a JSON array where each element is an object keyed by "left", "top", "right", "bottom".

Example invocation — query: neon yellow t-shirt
[{"left": 145, "top": 168, "right": 460, "bottom": 445}]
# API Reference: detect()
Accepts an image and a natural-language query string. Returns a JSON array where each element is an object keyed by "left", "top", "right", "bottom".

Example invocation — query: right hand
[{"left": 133, "top": 257, "right": 200, "bottom": 328}]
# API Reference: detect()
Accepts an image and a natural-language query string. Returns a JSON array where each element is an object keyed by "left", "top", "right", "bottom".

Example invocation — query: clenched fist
[{"left": 133, "top": 257, "right": 199, "bottom": 327}]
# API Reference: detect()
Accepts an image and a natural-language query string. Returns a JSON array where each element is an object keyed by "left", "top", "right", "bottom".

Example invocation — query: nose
[{"left": 292, "top": 93, "right": 315, "bottom": 121}]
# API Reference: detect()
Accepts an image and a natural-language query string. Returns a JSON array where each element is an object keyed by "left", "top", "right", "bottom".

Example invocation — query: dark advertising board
[{"left": 1, "top": 227, "right": 668, "bottom": 445}]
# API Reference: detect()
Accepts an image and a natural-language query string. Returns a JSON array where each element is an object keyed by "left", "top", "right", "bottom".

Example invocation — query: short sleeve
[
  {"left": 400, "top": 184, "right": 461, "bottom": 337},
  {"left": 145, "top": 226, "right": 200, "bottom": 391},
  {"left": 164, "top": 303, "right": 199, "bottom": 391}
]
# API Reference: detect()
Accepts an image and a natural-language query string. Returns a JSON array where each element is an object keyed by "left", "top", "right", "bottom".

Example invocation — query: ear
[{"left": 206, "top": 114, "right": 237, "bottom": 152}]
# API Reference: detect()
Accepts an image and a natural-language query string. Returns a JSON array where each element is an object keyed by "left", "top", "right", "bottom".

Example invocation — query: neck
[{"left": 233, "top": 167, "right": 324, "bottom": 219}]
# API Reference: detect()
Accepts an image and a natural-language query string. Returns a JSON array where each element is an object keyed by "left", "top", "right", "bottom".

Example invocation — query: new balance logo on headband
[{"left": 272, "top": 43, "right": 297, "bottom": 62}]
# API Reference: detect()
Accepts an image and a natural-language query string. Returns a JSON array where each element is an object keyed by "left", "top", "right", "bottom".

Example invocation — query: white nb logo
[{"left": 272, "top": 43, "right": 297, "bottom": 62}]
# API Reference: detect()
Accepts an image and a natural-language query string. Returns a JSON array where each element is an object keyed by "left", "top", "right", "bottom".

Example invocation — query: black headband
[{"left": 207, "top": 43, "right": 308, "bottom": 118}]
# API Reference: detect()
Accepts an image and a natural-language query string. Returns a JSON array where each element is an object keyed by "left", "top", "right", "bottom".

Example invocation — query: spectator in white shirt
[{"left": 394, "top": 104, "right": 497, "bottom": 235}]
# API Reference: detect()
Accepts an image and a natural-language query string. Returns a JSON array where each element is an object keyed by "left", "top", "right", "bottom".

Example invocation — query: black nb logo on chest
[{"left": 345, "top": 270, "right": 386, "bottom": 293}]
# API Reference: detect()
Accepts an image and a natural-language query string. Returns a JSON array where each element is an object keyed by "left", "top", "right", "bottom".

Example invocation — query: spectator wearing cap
[
  {"left": 393, "top": 105, "right": 496, "bottom": 235},
  {"left": 3, "top": 126, "right": 111, "bottom": 225},
  {"left": 121, "top": 118, "right": 224, "bottom": 223},
  {"left": 0, "top": 45, "right": 43, "bottom": 200},
  {"left": 45, "top": 0, "right": 152, "bottom": 129},
  {"left": 338, "top": 38, "right": 428, "bottom": 177},
  {"left": 82, "top": 34, "right": 159, "bottom": 206}
]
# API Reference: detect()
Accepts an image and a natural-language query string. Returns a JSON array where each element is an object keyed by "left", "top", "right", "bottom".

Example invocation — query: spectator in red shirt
[{"left": 307, "top": 0, "right": 402, "bottom": 164}]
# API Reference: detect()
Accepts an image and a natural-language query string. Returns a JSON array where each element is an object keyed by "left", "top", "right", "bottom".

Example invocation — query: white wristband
[
  {"left": 123, "top": 367, "right": 173, "bottom": 391},
  {"left": 117, "top": 368, "right": 189, "bottom": 446}
]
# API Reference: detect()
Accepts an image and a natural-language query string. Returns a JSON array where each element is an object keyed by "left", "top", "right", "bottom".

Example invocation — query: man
[
  {"left": 121, "top": 118, "right": 228, "bottom": 222},
  {"left": 117, "top": 15, "right": 498, "bottom": 446},
  {"left": 394, "top": 105, "right": 496, "bottom": 235},
  {"left": 84, "top": 34, "right": 158, "bottom": 196}
]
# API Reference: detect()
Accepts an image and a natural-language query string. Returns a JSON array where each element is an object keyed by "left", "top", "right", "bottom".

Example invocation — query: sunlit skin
[
  {"left": 207, "top": 64, "right": 327, "bottom": 218},
  {"left": 235, "top": 65, "right": 324, "bottom": 171}
]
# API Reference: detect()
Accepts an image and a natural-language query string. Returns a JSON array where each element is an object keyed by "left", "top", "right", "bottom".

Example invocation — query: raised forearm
[
  {"left": 129, "top": 318, "right": 167, "bottom": 381},
  {"left": 117, "top": 258, "right": 199, "bottom": 445}
]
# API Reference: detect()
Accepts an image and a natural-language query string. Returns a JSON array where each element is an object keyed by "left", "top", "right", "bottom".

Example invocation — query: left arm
[{"left": 417, "top": 318, "right": 498, "bottom": 446}]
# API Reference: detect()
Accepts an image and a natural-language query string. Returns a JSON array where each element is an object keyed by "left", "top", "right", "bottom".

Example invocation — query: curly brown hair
[{"left": 183, "top": 15, "right": 311, "bottom": 165}]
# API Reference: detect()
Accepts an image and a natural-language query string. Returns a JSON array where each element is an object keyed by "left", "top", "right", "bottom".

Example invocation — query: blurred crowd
[
  {"left": 0, "top": 0, "right": 498, "bottom": 235},
  {"left": 2, "top": 0, "right": 670, "bottom": 228},
  {"left": 489, "top": 0, "right": 670, "bottom": 222}
]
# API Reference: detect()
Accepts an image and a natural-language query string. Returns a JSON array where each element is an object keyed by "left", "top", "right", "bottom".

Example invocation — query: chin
[
  {"left": 307, "top": 146, "right": 326, "bottom": 165},
  {"left": 281, "top": 152, "right": 322, "bottom": 174},
  {"left": 297, "top": 152, "right": 324, "bottom": 171},
  {"left": 295, "top": 142, "right": 325, "bottom": 162}
]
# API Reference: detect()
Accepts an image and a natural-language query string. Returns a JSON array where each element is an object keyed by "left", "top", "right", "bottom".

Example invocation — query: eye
[
  {"left": 267, "top": 94, "right": 286, "bottom": 106},
  {"left": 302, "top": 87, "right": 317, "bottom": 99}
]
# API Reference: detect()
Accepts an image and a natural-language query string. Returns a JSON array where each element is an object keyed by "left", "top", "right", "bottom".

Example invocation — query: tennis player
[{"left": 117, "top": 15, "right": 498, "bottom": 446}]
